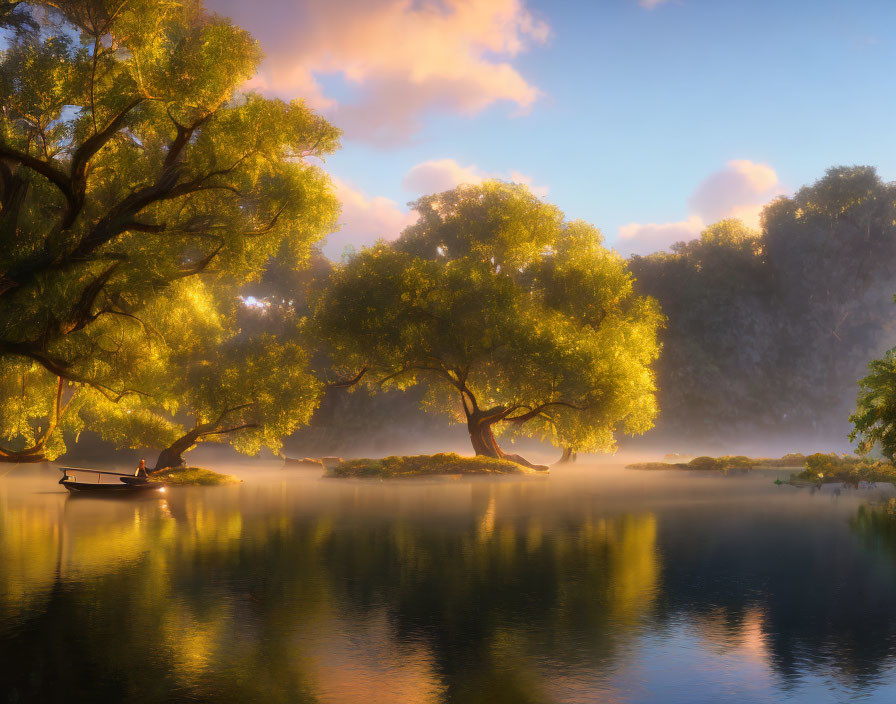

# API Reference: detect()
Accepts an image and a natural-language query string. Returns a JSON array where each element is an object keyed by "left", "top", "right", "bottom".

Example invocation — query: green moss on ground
[
  {"left": 329, "top": 453, "right": 544, "bottom": 479},
  {"left": 789, "top": 453, "right": 896, "bottom": 485},
  {"left": 150, "top": 466, "right": 240, "bottom": 486},
  {"left": 627, "top": 453, "right": 807, "bottom": 471}
]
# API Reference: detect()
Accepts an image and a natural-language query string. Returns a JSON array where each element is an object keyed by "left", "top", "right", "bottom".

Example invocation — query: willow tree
[
  {"left": 0, "top": 0, "right": 339, "bottom": 461},
  {"left": 311, "top": 182, "right": 662, "bottom": 464}
]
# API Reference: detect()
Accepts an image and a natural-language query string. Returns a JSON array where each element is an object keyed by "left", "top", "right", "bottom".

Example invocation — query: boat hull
[{"left": 61, "top": 480, "right": 164, "bottom": 495}]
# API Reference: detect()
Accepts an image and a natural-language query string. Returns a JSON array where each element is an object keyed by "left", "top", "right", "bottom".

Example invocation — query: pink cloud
[
  {"left": 208, "top": 0, "right": 548, "bottom": 144},
  {"left": 326, "top": 159, "right": 548, "bottom": 258},
  {"left": 323, "top": 177, "right": 418, "bottom": 259},
  {"left": 688, "top": 160, "right": 786, "bottom": 227},
  {"left": 402, "top": 158, "right": 549, "bottom": 197},
  {"left": 618, "top": 216, "right": 704, "bottom": 256},
  {"left": 617, "top": 160, "right": 788, "bottom": 256}
]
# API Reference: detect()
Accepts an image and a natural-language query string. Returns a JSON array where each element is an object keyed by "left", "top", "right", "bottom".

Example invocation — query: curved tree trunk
[
  {"left": 153, "top": 412, "right": 259, "bottom": 471},
  {"left": 556, "top": 447, "right": 577, "bottom": 464},
  {"left": 468, "top": 414, "right": 504, "bottom": 458},
  {"left": 154, "top": 430, "right": 199, "bottom": 471},
  {"left": 467, "top": 411, "right": 549, "bottom": 471}
]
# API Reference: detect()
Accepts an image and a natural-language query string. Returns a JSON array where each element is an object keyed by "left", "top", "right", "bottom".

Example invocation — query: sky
[{"left": 207, "top": 0, "right": 896, "bottom": 258}]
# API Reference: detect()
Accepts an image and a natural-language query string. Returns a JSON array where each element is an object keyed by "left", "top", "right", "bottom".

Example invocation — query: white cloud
[
  {"left": 617, "top": 160, "right": 787, "bottom": 256},
  {"left": 639, "top": 0, "right": 672, "bottom": 8},
  {"left": 209, "top": 0, "right": 549, "bottom": 144},
  {"left": 323, "top": 177, "right": 418, "bottom": 259},
  {"left": 402, "top": 158, "right": 549, "bottom": 197}
]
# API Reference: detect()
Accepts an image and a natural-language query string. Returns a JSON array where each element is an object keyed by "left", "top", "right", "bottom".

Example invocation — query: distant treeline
[{"left": 629, "top": 166, "right": 896, "bottom": 446}]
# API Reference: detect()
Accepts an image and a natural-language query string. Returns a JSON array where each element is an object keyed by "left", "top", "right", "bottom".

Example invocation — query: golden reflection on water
[
  {"left": 0, "top": 469, "right": 668, "bottom": 702},
  {"left": 10, "top": 465, "right": 892, "bottom": 703}
]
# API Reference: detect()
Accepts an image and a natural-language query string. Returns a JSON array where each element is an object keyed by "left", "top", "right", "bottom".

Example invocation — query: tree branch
[
  {"left": 504, "top": 401, "right": 587, "bottom": 424},
  {"left": 327, "top": 367, "right": 368, "bottom": 389},
  {"left": 0, "top": 145, "right": 74, "bottom": 208}
]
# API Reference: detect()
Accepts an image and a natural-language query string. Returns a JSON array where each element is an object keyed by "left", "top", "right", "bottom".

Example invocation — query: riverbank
[{"left": 327, "top": 453, "right": 546, "bottom": 479}]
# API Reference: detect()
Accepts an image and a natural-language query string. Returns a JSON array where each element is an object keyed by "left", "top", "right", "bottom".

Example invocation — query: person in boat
[{"left": 135, "top": 459, "right": 149, "bottom": 477}]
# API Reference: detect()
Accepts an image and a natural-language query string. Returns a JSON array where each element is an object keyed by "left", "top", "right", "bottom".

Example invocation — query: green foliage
[
  {"left": 150, "top": 466, "right": 239, "bottom": 485},
  {"left": 312, "top": 181, "right": 662, "bottom": 456},
  {"left": 850, "top": 348, "right": 896, "bottom": 461},
  {"left": 158, "top": 333, "right": 324, "bottom": 461},
  {"left": 790, "top": 452, "right": 896, "bottom": 484},
  {"left": 330, "top": 453, "right": 539, "bottom": 478},
  {"left": 0, "top": 1, "right": 339, "bottom": 460}
]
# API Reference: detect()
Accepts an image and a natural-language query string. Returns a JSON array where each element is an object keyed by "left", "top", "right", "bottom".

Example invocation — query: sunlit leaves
[
  {"left": 0, "top": 0, "right": 339, "bottom": 459},
  {"left": 313, "top": 181, "right": 662, "bottom": 454}
]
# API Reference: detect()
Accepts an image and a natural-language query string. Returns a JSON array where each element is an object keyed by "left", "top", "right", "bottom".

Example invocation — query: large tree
[
  {"left": 311, "top": 182, "right": 662, "bottom": 464},
  {"left": 0, "top": 0, "right": 340, "bottom": 461}
]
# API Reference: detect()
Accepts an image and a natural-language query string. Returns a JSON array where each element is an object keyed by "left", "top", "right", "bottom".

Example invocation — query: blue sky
[{"left": 209, "top": 0, "right": 896, "bottom": 257}]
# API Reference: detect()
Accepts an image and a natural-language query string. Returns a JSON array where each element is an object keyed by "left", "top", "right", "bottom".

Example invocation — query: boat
[{"left": 58, "top": 467, "right": 165, "bottom": 495}]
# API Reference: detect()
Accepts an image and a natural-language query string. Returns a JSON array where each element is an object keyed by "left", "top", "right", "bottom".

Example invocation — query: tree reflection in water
[
  {"left": 0, "top": 478, "right": 659, "bottom": 703},
  {"left": 4, "top": 469, "right": 896, "bottom": 703}
]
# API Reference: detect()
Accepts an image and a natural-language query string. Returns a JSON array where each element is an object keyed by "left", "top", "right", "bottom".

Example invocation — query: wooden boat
[{"left": 58, "top": 467, "right": 165, "bottom": 495}]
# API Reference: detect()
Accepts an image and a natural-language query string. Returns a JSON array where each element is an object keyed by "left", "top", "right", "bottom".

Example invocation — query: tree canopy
[
  {"left": 311, "top": 182, "right": 662, "bottom": 462},
  {"left": 0, "top": 0, "right": 340, "bottom": 461}
]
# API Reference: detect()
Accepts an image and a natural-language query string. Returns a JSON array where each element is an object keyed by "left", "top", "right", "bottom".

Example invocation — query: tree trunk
[
  {"left": 466, "top": 412, "right": 549, "bottom": 471},
  {"left": 154, "top": 430, "right": 200, "bottom": 471},
  {"left": 556, "top": 447, "right": 577, "bottom": 464},
  {"left": 467, "top": 413, "right": 504, "bottom": 458}
]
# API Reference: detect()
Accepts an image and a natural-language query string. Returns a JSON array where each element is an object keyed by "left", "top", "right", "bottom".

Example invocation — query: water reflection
[{"left": 2, "top": 466, "right": 896, "bottom": 702}]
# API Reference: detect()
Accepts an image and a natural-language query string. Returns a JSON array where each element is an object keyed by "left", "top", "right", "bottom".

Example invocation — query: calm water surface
[{"left": 3, "top": 463, "right": 896, "bottom": 703}]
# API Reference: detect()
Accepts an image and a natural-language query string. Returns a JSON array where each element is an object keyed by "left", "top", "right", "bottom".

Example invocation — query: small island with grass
[
  {"left": 788, "top": 454, "right": 896, "bottom": 486},
  {"left": 150, "top": 466, "right": 240, "bottom": 486},
  {"left": 627, "top": 454, "right": 808, "bottom": 472},
  {"left": 326, "top": 453, "right": 548, "bottom": 479}
]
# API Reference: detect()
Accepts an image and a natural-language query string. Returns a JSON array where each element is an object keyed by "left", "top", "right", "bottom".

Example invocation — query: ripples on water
[{"left": 3, "top": 463, "right": 896, "bottom": 703}]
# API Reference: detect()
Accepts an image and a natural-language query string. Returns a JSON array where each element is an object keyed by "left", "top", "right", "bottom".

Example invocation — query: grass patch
[
  {"left": 789, "top": 453, "right": 896, "bottom": 485},
  {"left": 329, "top": 453, "right": 544, "bottom": 479},
  {"left": 627, "top": 453, "right": 807, "bottom": 471},
  {"left": 150, "top": 466, "right": 240, "bottom": 486}
]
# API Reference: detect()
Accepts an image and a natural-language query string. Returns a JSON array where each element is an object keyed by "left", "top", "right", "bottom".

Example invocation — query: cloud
[
  {"left": 639, "top": 0, "right": 671, "bottom": 8},
  {"left": 325, "top": 159, "right": 548, "bottom": 258},
  {"left": 618, "top": 216, "right": 704, "bottom": 256},
  {"left": 688, "top": 160, "right": 784, "bottom": 226},
  {"left": 617, "top": 160, "right": 787, "bottom": 256},
  {"left": 402, "top": 158, "right": 549, "bottom": 197},
  {"left": 323, "top": 177, "right": 418, "bottom": 259},
  {"left": 209, "top": 0, "right": 549, "bottom": 144}
]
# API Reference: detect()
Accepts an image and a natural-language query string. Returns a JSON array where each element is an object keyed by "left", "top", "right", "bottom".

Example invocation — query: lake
[{"left": 3, "top": 462, "right": 896, "bottom": 703}]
